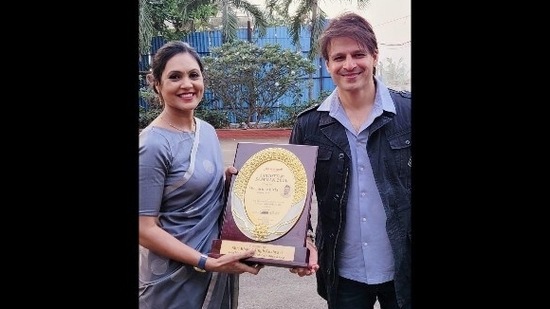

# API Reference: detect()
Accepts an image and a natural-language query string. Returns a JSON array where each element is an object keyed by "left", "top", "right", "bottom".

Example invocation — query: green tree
[
  {"left": 265, "top": 0, "right": 370, "bottom": 59},
  {"left": 277, "top": 90, "right": 331, "bottom": 127},
  {"left": 139, "top": 0, "right": 155, "bottom": 55},
  {"left": 213, "top": 0, "right": 269, "bottom": 43},
  {"left": 139, "top": 0, "right": 270, "bottom": 49},
  {"left": 203, "top": 40, "right": 316, "bottom": 127},
  {"left": 144, "top": 0, "right": 218, "bottom": 42}
]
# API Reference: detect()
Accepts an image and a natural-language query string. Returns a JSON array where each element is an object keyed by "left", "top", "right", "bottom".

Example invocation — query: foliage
[
  {"left": 187, "top": 3, "right": 219, "bottom": 31},
  {"left": 138, "top": 82, "right": 162, "bottom": 129},
  {"left": 139, "top": 0, "right": 270, "bottom": 46},
  {"left": 276, "top": 90, "right": 331, "bottom": 128},
  {"left": 262, "top": 0, "right": 292, "bottom": 26},
  {"left": 138, "top": 84, "right": 230, "bottom": 130},
  {"left": 139, "top": 0, "right": 218, "bottom": 44},
  {"left": 195, "top": 107, "right": 231, "bottom": 129},
  {"left": 202, "top": 40, "right": 316, "bottom": 128},
  {"left": 265, "top": 0, "right": 370, "bottom": 59},
  {"left": 377, "top": 57, "right": 411, "bottom": 91},
  {"left": 214, "top": 0, "right": 269, "bottom": 43},
  {"left": 139, "top": 0, "right": 155, "bottom": 55},
  {"left": 139, "top": 105, "right": 162, "bottom": 129}
]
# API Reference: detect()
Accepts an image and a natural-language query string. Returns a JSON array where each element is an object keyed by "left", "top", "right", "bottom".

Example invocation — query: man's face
[{"left": 325, "top": 37, "right": 378, "bottom": 93}]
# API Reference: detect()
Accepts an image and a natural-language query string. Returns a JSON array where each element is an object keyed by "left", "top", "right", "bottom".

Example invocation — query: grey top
[{"left": 139, "top": 118, "right": 238, "bottom": 309}]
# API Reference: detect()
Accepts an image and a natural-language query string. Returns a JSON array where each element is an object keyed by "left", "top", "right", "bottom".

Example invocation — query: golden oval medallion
[{"left": 231, "top": 147, "right": 307, "bottom": 242}]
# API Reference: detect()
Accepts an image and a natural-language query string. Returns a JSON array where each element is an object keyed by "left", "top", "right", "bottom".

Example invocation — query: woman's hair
[
  {"left": 318, "top": 12, "right": 378, "bottom": 61},
  {"left": 148, "top": 41, "right": 204, "bottom": 94}
]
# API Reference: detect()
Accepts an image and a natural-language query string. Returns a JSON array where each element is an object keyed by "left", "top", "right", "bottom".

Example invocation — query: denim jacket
[{"left": 289, "top": 89, "right": 411, "bottom": 308}]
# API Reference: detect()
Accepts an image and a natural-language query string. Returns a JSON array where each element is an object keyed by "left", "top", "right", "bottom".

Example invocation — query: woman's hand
[
  {"left": 225, "top": 166, "right": 237, "bottom": 179},
  {"left": 206, "top": 249, "right": 264, "bottom": 275},
  {"left": 224, "top": 166, "right": 237, "bottom": 193}
]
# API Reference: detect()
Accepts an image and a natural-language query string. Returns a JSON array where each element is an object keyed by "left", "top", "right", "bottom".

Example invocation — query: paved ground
[{"left": 219, "top": 131, "right": 380, "bottom": 309}]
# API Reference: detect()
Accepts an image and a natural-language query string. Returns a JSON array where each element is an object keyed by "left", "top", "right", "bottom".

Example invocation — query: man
[{"left": 288, "top": 12, "right": 411, "bottom": 309}]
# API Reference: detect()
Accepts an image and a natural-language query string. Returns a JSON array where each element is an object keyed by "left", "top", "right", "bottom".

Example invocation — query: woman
[{"left": 139, "top": 41, "right": 262, "bottom": 309}]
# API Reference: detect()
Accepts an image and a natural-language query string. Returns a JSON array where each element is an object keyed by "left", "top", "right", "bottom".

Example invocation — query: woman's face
[{"left": 157, "top": 52, "right": 204, "bottom": 112}]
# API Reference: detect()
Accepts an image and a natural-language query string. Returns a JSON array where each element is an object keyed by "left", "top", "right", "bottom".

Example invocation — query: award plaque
[{"left": 209, "top": 142, "right": 318, "bottom": 268}]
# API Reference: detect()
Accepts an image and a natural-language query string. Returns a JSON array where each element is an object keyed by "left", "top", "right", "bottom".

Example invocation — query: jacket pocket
[{"left": 388, "top": 130, "right": 412, "bottom": 189}]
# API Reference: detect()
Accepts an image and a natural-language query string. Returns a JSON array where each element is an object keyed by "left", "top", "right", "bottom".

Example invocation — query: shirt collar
[{"left": 317, "top": 75, "right": 396, "bottom": 115}]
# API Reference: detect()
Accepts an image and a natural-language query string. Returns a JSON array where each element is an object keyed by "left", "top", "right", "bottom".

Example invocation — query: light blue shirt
[{"left": 317, "top": 76, "right": 396, "bottom": 284}]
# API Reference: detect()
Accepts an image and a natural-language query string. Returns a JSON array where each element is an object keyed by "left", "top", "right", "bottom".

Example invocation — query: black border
[{"left": 36, "top": 4, "right": 140, "bottom": 307}]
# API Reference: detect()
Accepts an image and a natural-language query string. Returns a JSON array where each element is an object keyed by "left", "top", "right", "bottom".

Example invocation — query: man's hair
[{"left": 319, "top": 12, "right": 378, "bottom": 62}]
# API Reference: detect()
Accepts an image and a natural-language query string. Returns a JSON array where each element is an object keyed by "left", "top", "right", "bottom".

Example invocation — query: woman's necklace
[{"left": 161, "top": 116, "right": 195, "bottom": 133}]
